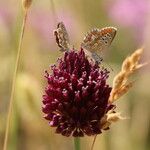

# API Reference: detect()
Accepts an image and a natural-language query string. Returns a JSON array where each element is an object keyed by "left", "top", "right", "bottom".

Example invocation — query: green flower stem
[{"left": 74, "top": 137, "right": 81, "bottom": 150}]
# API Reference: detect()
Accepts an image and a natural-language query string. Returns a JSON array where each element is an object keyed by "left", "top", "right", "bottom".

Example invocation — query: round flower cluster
[{"left": 42, "top": 49, "right": 113, "bottom": 137}]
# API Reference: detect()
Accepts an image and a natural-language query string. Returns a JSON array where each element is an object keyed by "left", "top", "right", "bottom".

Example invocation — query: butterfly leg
[{"left": 91, "top": 52, "right": 103, "bottom": 64}]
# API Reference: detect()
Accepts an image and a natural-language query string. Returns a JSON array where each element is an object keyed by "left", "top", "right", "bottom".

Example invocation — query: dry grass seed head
[
  {"left": 130, "top": 48, "right": 143, "bottom": 66},
  {"left": 101, "top": 112, "right": 124, "bottom": 130},
  {"left": 113, "top": 71, "right": 127, "bottom": 90},
  {"left": 22, "top": 0, "right": 32, "bottom": 10},
  {"left": 113, "top": 81, "right": 133, "bottom": 101},
  {"left": 109, "top": 48, "right": 145, "bottom": 103},
  {"left": 122, "top": 57, "right": 132, "bottom": 72}
]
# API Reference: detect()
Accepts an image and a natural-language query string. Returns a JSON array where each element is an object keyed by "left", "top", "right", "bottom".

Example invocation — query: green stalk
[{"left": 74, "top": 137, "right": 81, "bottom": 150}]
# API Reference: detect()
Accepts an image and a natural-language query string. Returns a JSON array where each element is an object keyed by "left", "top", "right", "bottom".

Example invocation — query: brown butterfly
[
  {"left": 53, "top": 22, "right": 70, "bottom": 52},
  {"left": 54, "top": 22, "right": 117, "bottom": 63},
  {"left": 81, "top": 27, "right": 117, "bottom": 63}
]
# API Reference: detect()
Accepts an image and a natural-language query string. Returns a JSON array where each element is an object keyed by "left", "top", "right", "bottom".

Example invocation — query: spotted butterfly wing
[
  {"left": 54, "top": 22, "right": 70, "bottom": 52},
  {"left": 81, "top": 27, "right": 117, "bottom": 62}
]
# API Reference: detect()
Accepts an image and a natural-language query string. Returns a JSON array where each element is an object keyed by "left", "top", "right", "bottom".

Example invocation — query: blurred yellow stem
[
  {"left": 3, "top": 10, "right": 28, "bottom": 150},
  {"left": 91, "top": 135, "right": 97, "bottom": 150}
]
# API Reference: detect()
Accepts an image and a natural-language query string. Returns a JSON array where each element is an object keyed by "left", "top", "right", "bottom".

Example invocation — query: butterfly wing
[
  {"left": 81, "top": 27, "right": 117, "bottom": 54},
  {"left": 54, "top": 22, "right": 70, "bottom": 52}
]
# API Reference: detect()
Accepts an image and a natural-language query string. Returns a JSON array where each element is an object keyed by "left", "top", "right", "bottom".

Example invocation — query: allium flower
[{"left": 42, "top": 49, "right": 114, "bottom": 137}]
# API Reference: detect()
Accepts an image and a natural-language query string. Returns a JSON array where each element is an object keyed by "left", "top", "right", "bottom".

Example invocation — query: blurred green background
[{"left": 0, "top": 0, "right": 150, "bottom": 150}]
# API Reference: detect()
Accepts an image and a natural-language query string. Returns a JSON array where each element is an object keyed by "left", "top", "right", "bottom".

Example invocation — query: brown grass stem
[
  {"left": 3, "top": 9, "right": 28, "bottom": 150},
  {"left": 91, "top": 135, "right": 97, "bottom": 150}
]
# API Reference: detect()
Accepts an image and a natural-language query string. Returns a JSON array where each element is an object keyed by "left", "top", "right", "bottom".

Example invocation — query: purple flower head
[{"left": 42, "top": 49, "right": 113, "bottom": 137}]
